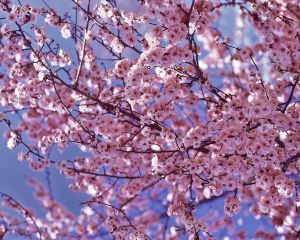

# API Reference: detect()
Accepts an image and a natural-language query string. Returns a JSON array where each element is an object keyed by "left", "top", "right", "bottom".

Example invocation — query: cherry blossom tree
[{"left": 0, "top": 0, "right": 299, "bottom": 239}]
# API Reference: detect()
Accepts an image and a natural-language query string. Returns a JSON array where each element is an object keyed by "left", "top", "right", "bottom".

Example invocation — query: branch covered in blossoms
[{"left": 0, "top": 0, "right": 299, "bottom": 239}]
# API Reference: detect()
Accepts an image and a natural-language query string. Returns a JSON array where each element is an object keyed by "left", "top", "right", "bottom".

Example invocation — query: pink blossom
[{"left": 0, "top": 0, "right": 299, "bottom": 239}]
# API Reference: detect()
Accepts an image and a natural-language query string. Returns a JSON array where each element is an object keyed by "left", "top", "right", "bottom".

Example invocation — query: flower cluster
[{"left": 0, "top": 0, "right": 299, "bottom": 239}]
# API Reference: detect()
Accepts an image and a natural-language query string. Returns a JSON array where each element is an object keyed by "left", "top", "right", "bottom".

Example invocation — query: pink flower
[
  {"left": 0, "top": 112, "right": 5, "bottom": 121},
  {"left": 224, "top": 196, "right": 241, "bottom": 217}
]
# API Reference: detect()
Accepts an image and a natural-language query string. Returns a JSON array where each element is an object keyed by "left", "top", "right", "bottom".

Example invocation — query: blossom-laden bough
[{"left": 0, "top": 0, "right": 299, "bottom": 239}]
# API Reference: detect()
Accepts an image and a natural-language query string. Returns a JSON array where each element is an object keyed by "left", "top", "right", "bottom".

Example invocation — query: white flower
[
  {"left": 61, "top": 24, "right": 72, "bottom": 39},
  {"left": 7, "top": 132, "right": 17, "bottom": 150},
  {"left": 111, "top": 37, "right": 124, "bottom": 54}
]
